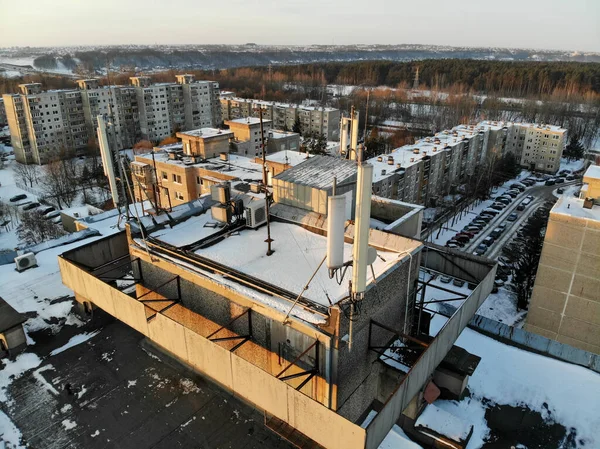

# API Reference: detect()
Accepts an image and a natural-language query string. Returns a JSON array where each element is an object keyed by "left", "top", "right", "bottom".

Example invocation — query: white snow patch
[
  {"left": 60, "top": 404, "right": 73, "bottom": 414},
  {"left": 33, "top": 365, "right": 60, "bottom": 396},
  {"left": 181, "top": 416, "right": 196, "bottom": 428},
  {"left": 91, "top": 430, "right": 100, "bottom": 438},
  {"left": 430, "top": 315, "right": 600, "bottom": 448},
  {"left": 378, "top": 424, "right": 423, "bottom": 449},
  {"left": 127, "top": 380, "right": 137, "bottom": 388},
  {"left": 0, "top": 410, "right": 25, "bottom": 448},
  {"left": 61, "top": 419, "right": 77, "bottom": 430},
  {"left": 76, "top": 385, "right": 87, "bottom": 399},
  {"left": 0, "top": 353, "right": 42, "bottom": 402},
  {"left": 415, "top": 404, "right": 471, "bottom": 442},
  {"left": 180, "top": 378, "right": 200, "bottom": 395},
  {"left": 50, "top": 330, "right": 100, "bottom": 356}
]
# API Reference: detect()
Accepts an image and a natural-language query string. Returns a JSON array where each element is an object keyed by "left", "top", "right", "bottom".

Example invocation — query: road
[{"left": 460, "top": 180, "right": 580, "bottom": 259}]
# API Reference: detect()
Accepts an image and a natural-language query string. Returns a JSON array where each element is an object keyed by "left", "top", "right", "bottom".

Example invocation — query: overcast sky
[{"left": 2, "top": 0, "right": 598, "bottom": 52}]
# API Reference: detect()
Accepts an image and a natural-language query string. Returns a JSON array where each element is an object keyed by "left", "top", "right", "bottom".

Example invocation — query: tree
[
  {"left": 13, "top": 162, "right": 39, "bottom": 188},
  {"left": 563, "top": 134, "right": 584, "bottom": 161},
  {"left": 40, "top": 160, "right": 77, "bottom": 209},
  {"left": 17, "top": 211, "right": 66, "bottom": 245},
  {"left": 158, "top": 136, "right": 178, "bottom": 147},
  {"left": 301, "top": 132, "right": 328, "bottom": 155},
  {"left": 292, "top": 118, "right": 302, "bottom": 135}
]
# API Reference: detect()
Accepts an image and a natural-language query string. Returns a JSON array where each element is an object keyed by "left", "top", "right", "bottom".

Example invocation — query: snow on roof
[
  {"left": 415, "top": 404, "right": 472, "bottom": 442},
  {"left": 226, "top": 117, "right": 272, "bottom": 126},
  {"left": 583, "top": 164, "right": 600, "bottom": 180},
  {"left": 269, "top": 130, "right": 298, "bottom": 139},
  {"left": 150, "top": 209, "right": 223, "bottom": 247},
  {"left": 178, "top": 128, "right": 233, "bottom": 139},
  {"left": 192, "top": 220, "right": 404, "bottom": 307},
  {"left": 552, "top": 196, "right": 600, "bottom": 221},
  {"left": 266, "top": 151, "right": 309, "bottom": 166},
  {"left": 274, "top": 155, "right": 356, "bottom": 189}
]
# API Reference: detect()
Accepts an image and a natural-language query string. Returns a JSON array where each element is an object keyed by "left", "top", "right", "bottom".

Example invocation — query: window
[
  {"left": 175, "top": 192, "right": 184, "bottom": 200},
  {"left": 196, "top": 176, "right": 203, "bottom": 185},
  {"left": 172, "top": 174, "right": 182, "bottom": 183}
]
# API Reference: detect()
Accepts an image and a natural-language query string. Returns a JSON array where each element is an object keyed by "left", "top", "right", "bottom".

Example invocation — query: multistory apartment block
[
  {"left": 3, "top": 75, "right": 221, "bottom": 165},
  {"left": 220, "top": 95, "right": 340, "bottom": 140},
  {"left": 367, "top": 121, "right": 567, "bottom": 207},
  {"left": 0, "top": 98, "right": 7, "bottom": 126},
  {"left": 525, "top": 165, "right": 600, "bottom": 354}
]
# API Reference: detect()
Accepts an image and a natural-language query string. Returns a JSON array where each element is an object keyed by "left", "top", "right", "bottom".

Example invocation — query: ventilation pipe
[{"left": 97, "top": 115, "right": 120, "bottom": 207}]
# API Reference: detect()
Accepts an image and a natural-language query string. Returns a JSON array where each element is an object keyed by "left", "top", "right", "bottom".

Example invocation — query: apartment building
[
  {"left": 3, "top": 83, "right": 87, "bottom": 164},
  {"left": 525, "top": 165, "right": 600, "bottom": 354},
  {"left": 367, "top": 121, "right": 566, "bottom": 206},
  {"left": 3, "top": 75, "right": 221, "bottom": 164},
  {"left": 59, "top": 156, "right": 495, "bottom": 448},
  {"left": 225, "top": 117, "right": 272, "bottom": 155},
  {"left": 220, "top": 95, "right": 340, "bottom": 140}
]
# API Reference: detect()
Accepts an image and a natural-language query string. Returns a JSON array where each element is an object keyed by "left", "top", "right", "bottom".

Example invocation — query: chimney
[{"left": 583, "top": 197, "right": 594, "bottom": 209}]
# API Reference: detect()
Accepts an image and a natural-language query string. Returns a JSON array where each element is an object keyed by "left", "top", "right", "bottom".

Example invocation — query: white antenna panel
[{"left": 326, "top": 195, "right": 346, "bottom": 270}]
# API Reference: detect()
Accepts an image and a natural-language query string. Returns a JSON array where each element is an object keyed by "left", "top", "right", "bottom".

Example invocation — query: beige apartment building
[
  {"left": 3, "top": 83, "right": 88, "bottom": 164},
  {"left": 505, "top": 123, "right": 567, "bottom": 173},
  {"left": 3, "top": 75, "right": 221, "bottom": 164},
  {"left": 225, "top": 117, "right": 273, "bottom": 155},
  {"left": 0, "top": 98, "right": 7, "bottom": 126},
  {"left": 525, "top": 165, "right": 600, "bottom": 353},
  {"left": 221, "top": 96, "right": 340, "bottom": 140}
]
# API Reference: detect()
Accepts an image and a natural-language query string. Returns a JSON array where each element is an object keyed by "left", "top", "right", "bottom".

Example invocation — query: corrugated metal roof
[{"left": 273, "top": 156, "right": 356, "bottom": 190}]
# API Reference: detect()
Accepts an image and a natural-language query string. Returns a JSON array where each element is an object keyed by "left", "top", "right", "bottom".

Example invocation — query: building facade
[
  {"left": 3, "top": 75, "right": 221, "bottom": 164},
  {"left": 367, "top": 121, "right": 567, "bottom": 207},
  {"left": 525, "top": 165, "right": 600, "bottom": 354},
  {"left": 221, "top": 96, "right": 340, "bottom": 140}
]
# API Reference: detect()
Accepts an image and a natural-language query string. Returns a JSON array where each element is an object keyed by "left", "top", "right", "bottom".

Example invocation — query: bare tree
[
  {"left": 40, "top": 161, "right": 77, "bottom": 209},
  {"left": 13, "top": 162, "right": 39, "bottom": 188},
  {"left": 17, "top": 211, "right": 66, "bottom": 245}
]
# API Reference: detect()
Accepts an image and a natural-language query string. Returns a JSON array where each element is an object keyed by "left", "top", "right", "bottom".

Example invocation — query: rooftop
[
  {"left": 274, "top": 155, "right": 356, "bottom": 189},
  {"left": 177, "top": 128, "right": 233, "bottom": 139},
  {"left": 0, "top": 296, "right": 27, "bottom": 332},
  {"left": 225, "top": 117, "right": 272, "bottom": 126},
  {"left": 583, "top": 164, "right": 600, "bottom": 180},
  {"left": 552, "top": 195, "right": 600, "bottom": 221},
  {"left": 265, "top": 151, "right": 309, "bottom": 166}
]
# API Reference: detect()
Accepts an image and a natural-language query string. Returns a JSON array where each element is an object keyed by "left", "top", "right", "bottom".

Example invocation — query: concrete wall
[
  {"left": 363, "top": 258, "right": 495, "bottom": 449},
  {"left": 525, "top": 210, "right": 600, "bottom": 354},
  {"left": 58, "top": 255, "right": 366, "bottom": 449},
  {"left": 60, "top": 232, "right": 129, "bottom": 269}
]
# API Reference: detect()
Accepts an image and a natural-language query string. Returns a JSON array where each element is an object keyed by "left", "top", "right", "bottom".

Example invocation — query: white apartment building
[{"left": 220, "top": 96, "right": 340, "bottom": 140}]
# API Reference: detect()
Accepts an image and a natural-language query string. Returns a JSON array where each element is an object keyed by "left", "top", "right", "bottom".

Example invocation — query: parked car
[
  {"left": 496, "top": 197, "right": 511, "bottom": 205},
  {"left": 545, "top": 179, "right": 556, "bottom": 186},
  {"left": 456, "top": 231, "right": 475, "bottom": 239},
  {"left": 490, "top": 204, "right": 504, "bottom": 211},
  {"left": 555, "top": 177, "right": 565, "bottom": 184},
  {"left": 476, "top": 214, "right": 493, "bottom": 222},
  {"left": 525, "top": 195, "right": 534, "bottom": 201},
  {"left": 463, "top": 226, "right": 482, "bottom": 233},
  {"left": 474, "top": 244, "right": 488, "bottom": 256},
  {"left": 472, "top": 219, "right": 488, "bottom": 227},
  {"left": 454, "top": 235, "right": 470, "bottom": 244},
  {"left": 482, "top": 236, "right": 495, "bottom": 246},
  {"left": 452, "top": 279, "right": 465, "bottom": 287},
  {"left": 517, "top": 202, "right": 529, "bottom": 211},
  {"left": 490, "top": 228, "right": 503, "bottom": 239},
  {"left": 9, "top": 194, "right": 27, "bottom": 202},
  {"left": 566, "top": 175, "right": 576, "bottom": 181},
  {"left": 507, "top": 212, "right": 518, "bottom": 222},
  {"left": 510, "top": 183, "right": 526, "bottom": 192},
  {"left": 494, "top": 279, "right": 505, "bottom": 288},
  {"left": 498, "top": 223, "right": 507, "bottom": 232},
  {"left": 557, "top": 187, "right": 565, "bottom": 194},
  {"left": 440, "top": 275, "right": 452, "bottom": 284},
  {"left": 505, "top": 190, "right": 519, "bottom": 198},
  {"left": 482, "top": 209, "right": 499, "bottom": 216},
  {"left": 38, "top": 206, "right": 56, "bottom": 215},
  {"left": 44, "top": 211, "right": 61, "bottom": 220},
  {"left": 446, "top": 241, "right": 460, "bottom": 249},
  {"left": 22, "top": 202, "right": 41, "bottom": 211}
]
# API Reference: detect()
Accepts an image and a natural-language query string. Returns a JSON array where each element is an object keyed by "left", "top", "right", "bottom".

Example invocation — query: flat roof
[
  {"left": 0, "top": 296, "right": 27, "bottom": 332},
  {"left": 583, "top": 164, "right": 600, "bottom": 180},
  {"left": 226, "top": 117, "right": 272, "bottom": 126},
  {"left": 266, "top": 151, "right": 309, "bottom": 166},
  {"left": 552, "top": 195, "right": 600, "bottom": 221},
  {"left": 274, "top": 155, "right": 356, "bottom": 189},
  {"left": 177, "top": 128, "right": 233, "bottom": 139}
]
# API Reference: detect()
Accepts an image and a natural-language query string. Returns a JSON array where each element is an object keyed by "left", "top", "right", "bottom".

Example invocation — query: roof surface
[
  {"left": 274, "top": 155, "right": 356, "bottom": 189},
  {"left": 0, "top": 296, "right": 27, "bottom": 332},
  {"left": 584, "top": 164, "right": 600, "bottom": 180}
]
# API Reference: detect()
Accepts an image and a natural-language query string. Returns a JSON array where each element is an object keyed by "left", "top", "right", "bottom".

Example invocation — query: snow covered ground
[{"left": 426, "top": 313, "right": 600, "bottom": 449}]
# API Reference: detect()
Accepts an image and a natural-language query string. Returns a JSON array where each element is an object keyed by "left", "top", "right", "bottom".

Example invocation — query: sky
[{"left": 1, "top": 0, "right": 599, "bottom": 52}]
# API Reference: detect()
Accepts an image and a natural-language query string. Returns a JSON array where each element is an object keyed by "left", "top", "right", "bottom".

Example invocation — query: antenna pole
[
  {"left": 364, "top": 89, "right": 369, "bottom": 142},
  {"left": 259, "top": 108, "right": 274, "bottom": 256}
]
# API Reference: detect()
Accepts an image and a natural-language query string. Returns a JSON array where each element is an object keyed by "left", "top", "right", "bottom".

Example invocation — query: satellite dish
[{"left": 367, "top": 246, "right": 378, "bottom": 266}]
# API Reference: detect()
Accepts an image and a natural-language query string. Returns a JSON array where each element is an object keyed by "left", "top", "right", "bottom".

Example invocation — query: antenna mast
[{"left": 259, "top": 108, "right": 274, "bottom": 256}]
